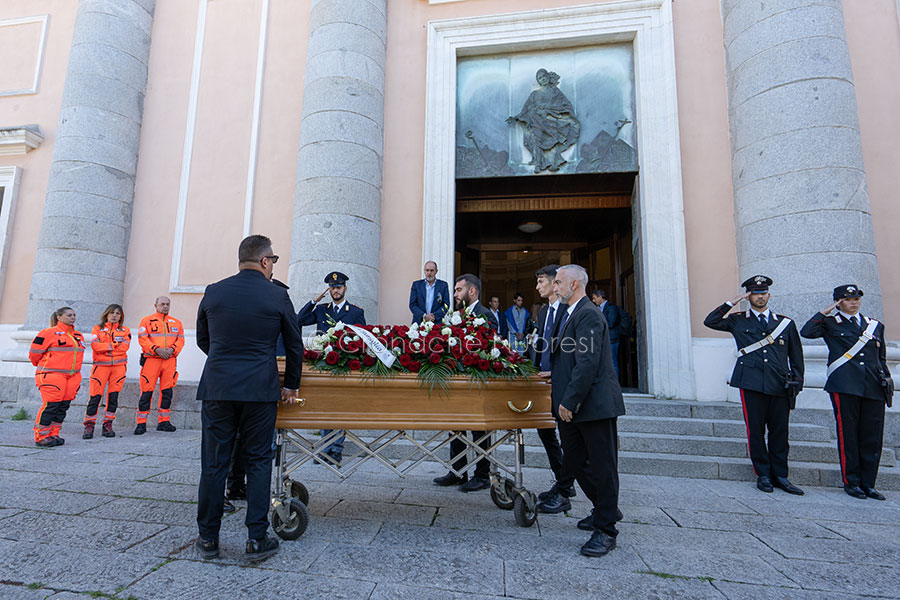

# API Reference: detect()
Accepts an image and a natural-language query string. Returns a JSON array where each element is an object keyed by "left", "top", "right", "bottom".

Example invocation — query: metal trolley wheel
[
  {"left": 513, "top": 491, "right": 538, "bottom": 528},
  {"left": 271, "top": 498, "right": 310, "bottom": 540},
  {"left": 286, "top": 479, "right": 310, "bottom": 505},
  {"left": 490, "top": 478, "right": 516, "bottom": 511}
]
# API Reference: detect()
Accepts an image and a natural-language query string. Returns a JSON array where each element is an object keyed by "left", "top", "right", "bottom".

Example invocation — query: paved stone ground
[{"left": 1, "top": 420, "right": 899, "bottom": 600}]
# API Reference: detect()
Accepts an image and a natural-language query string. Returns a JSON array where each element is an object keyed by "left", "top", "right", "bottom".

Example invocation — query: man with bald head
[
  {"left": 409, "top": 261, "right": 450, "bottom": 325},
  {"left": 550, "top": 265, "right": 625, "bottom": 557},
  {"left": 135, "top": 296, "right": 185, "bottom": 434}
]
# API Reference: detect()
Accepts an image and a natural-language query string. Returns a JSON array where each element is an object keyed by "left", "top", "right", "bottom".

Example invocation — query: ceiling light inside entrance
[{"left": 517, "top": 221, "right": 543, "bottom": 233}]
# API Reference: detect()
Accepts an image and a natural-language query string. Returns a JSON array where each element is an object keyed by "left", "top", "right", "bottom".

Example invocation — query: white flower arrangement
[
  {"left": 422, "top": 320, "right": 434, "bottom": 332},
  {"left": 441, "top": 327, "right": 451, "bottom": 336},
  {"left": 333, "top": 322, "right": 346, "bottom": 331},
  {"left": 473, "top": 317, "right": 485, "bottom": 327},
  {"left": 407, "top": 329, "right": 420, "bottom": 340},
  {"left": 490, "top": 347, "right": 501, "bottom": 359},
  {"left": 372, "top": 327, "right": 381, "bottom": 335},
  {"left": 448, "top": 337, "right": 459, "bottom": 347},
  {"left": 323, "top": 344, "right": 333, "bottom": 355},
  {"left": 450, "top": 312, "right": 463, "bottom": 326}
]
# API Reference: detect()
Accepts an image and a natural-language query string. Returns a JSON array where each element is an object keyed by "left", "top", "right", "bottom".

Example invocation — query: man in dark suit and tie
[
  {"left": 590, "top": 289, "right": 631, "bottom": 379},
  {"left": 194, "top": 235, "right": 303, "bottom": 562},
  {"left": 409, "top": 261, "right": 450, "bottom": 325},
  {"left": 297, "top": 271, "right": 366, "bottom": 463},
  {"left": 433, "top": 274, "right": 499, "bottom": 492},
  {"left": 551, "top": 264, "right": 625, "bottom": 557},
  {"left": 488, "top": 296, "right": 509, "bottom": 339},
  {"left": 527, "top": 264, "right": 577, "bottom": 514}
]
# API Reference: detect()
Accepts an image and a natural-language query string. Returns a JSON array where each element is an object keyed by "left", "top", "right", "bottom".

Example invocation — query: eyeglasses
[{"left": 264, "top": 255, "right": 279, "bottom": 264}]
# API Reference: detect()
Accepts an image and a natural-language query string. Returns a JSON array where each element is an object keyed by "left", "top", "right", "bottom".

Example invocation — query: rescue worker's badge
[{"left": 171, "top": 327, "right": 179, "bottom": 333}]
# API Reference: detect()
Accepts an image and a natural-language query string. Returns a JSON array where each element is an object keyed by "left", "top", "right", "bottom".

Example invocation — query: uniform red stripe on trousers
[
  {"left": 739, "top": 389, "right": 756, "bottom": 476},
  {"left": 832, "top": 392, "right": 848, "bottom": 485}
]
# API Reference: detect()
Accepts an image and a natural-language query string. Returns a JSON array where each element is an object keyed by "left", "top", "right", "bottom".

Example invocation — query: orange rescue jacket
[
  {"left": 30, "top": 323, "right": 85, "bottom": 375},
  {"left": 138, "top": 312, "right": 184, "bottom": 359},
  {"left": 91, "top": 323, "right": 131, "bottom": 365}
]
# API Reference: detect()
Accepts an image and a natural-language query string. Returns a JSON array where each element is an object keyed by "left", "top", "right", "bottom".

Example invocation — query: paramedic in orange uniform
[
  {"left": 29, "top": 307, "right": 85, "bottom": 447},
  {"left": 84, "top": 304, "right": 130, "bottom": 439},
  {"left": 136, "top": 296, "right": 184, "bottom": 435}
]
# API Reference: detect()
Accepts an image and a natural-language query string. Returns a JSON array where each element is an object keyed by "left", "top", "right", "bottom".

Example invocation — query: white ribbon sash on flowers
[{"left": 348, "top": 324, "right": 396, "bottom": 368}]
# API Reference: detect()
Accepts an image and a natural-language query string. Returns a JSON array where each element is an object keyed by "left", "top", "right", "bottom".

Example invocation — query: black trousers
[
  {"left": 739, "top": 389, "right": 790, "bottom": 479},
  {"left": 450, "top": 431, "right": 491, "bottom": 479},
  {"left": 139, "top": 387, "right": 172, "bottom": 412},
  {"left": 86, "top": 392, "right": 119, "bottom": 417},
  {"left": 558, "top": 417, "right": 619, "bottom": 537},
  {"left": 227, "top": 433, "right": 246, "bottom": 492},
  {"left": 830, "top": 393, "right": 885, "bottom": 488},
  {"left": 537, "top": 426, "right": 576, "bottom": 494},
  {"left": 197, "top": 400, "right": 276, "bottom": 540}
]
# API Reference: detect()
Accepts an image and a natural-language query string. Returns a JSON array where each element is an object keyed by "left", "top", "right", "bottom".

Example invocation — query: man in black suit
[
  {"left": 433, "top": 274, "right": 498, "bottom": 492},
  {"left": 704, "top": 276, "right": 805, "bottom": 495},
  {"left": 527, "top": 264, "right": 577, "bottom": 514},
  {"left": 801, "top": 284, "right": 892, "bottom": 500},
  {"left": 488, "top": 296, "right": 509, "bottom": 339},
  {"left": 590, "top": 289, "right": 631, "bottom": 379},
  {"left": 551, "top": 264, "right": 625, "bottom": 557},
  {"left": 194, "top": 235, "right": 303, "bottom": 562}
]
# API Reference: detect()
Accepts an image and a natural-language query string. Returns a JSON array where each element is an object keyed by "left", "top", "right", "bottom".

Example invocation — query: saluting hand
[
  {"left": 314, "top": 288, "right": 329, "bottom": 303},
  {"left": 821, "top": 299, "right": 841, "bottom": 315},
  {"left": 558, "top": 405, "right": 573, "bottom": 422},
  {"left": 729, "top": 291, "right": 751, "bottom": 305}
]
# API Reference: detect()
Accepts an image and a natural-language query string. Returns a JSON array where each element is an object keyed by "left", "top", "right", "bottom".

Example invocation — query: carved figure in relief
[{"left": 507, "top": 69, "right": 581, "bottom": 173}]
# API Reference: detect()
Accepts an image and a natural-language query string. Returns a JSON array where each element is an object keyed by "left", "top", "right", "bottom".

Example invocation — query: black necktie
[
  {"left": 540, "top": 306, "right": 555, "bottom": 371},
  {"left": 851, "top": 316, "right": 860, "bottom": 332},
  {"left": 758, "top": 314, "right": 767, "bottom": 327},
  {"left": 558, "top": 310, "right": 569, "bottom": 334}
]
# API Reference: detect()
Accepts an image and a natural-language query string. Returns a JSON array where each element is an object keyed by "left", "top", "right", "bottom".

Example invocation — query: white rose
[
  {"left": 334, "top": 322, "right": 345, "bottom": 331},
  {"left": 393, "top": 347, "right": 402, "bottom": 355},
  {"left": 464, "top": 334, "right": 474, "bottom": 342},
  {"left": 448, "top": 337, "right": 458, "bottom": 347},
  {"left": 383, "top": 326, "right": 392, "bottom": 335},
  {"left": 423, "top": 321, "right": 434, "bottom": 332},
  {"left": 441, "top": 327, "right": 451, "bottom": 336},
  {"left": 473, "top": 317, "right": 486, "bottom": 327},
  {"left": 490, "top": 348, "right": 501, "bottom": 359},
  {"left": 352, "top": 335, "right": 360, "bottom": 342},
  {"left": 407, "top": 329, "right": 420, "bottom": 340},
  {"left": 323, "top": 345, "right": 333, "bottom": 355},
  {"left": 411, "top": 341, "right": 422, "bottom": 352},
  {"left": 450, "top": 313, "right": 463, "bottom": 326},
  {"left": 372, "top": 327, "right": 380, "bottom": 334},
  {"left": 502, "top": 339, "right": 510, "bottom": 347}
]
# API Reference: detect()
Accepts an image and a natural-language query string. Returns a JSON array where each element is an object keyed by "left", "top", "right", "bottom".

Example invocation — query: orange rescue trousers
[
  {"left": 34, "top": 372, "right": 81, "bottom": 442},
  {"left": 85, "top": 364, "right": 126, "bottom": 425},
  {"left": 137, "top": 357, "right": 178, "bottom": 424}
]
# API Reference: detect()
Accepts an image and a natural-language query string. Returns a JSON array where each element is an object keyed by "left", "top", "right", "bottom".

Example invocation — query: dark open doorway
[{"left": 454, "top": 172, "right": 641, "bottom": 390}]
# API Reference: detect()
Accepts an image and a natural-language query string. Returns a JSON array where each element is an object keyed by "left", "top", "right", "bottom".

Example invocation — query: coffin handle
[{"left": 507, "top": 400, "right": 533, "bottom": 414}]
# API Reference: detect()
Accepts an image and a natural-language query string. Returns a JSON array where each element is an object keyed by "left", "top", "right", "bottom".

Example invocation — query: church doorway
[{"left": 454, "top": 172, "right": 642, "bottom": 390}]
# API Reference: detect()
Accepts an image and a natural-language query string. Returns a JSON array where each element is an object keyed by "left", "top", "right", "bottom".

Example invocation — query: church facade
[{"left": 0, "top": 0, "right": 898, "bottom": 414}]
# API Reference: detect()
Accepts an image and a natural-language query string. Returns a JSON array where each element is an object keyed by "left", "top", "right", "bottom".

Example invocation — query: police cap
[
  {"left": 741, "top": 275, "right": 772, "bottom": 293},
  {"left": 325, "top": 271, "right": 349, "bottom": 287},
  {"left": 833, "top": 284, "right": 863, "bottom": 300}
]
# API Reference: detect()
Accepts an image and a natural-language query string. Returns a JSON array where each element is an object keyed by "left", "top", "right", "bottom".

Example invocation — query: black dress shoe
[
  {"left": 459, "top": 476, "right": 490, "bottom": 493},
  {"left": 539, "top": 483, "right": 576, "bottom": 502},
  {"left": 223, "top": 499, "right": 237, "bottom": 513},
  {"left": 844, "top": 485, "right": 867, "bottom": 499},
  {"left": 196, "top": 537, "right": 219, "bottom": 559},
  {"left": 580, "top": 530, "right": 616, "bottom": 557},
  {"left": 861, "top": 486, "right": 886, "bottom": 501},
  {"left": 774, "top": 477, "right": 804, "bottom": 496},
  {"left": 756, "top": 476, "right": 774, "bottom": 493},
  {"left": 246, "top": 535, "right": 280, "bottom": 562},
  {"left": 134, "top": 423, "right": 146, "bottom": 435},
  {"left": 577, "top": 508, "right": 624, "bottom": 531},
  {"left": 433, "top": 472, "right": 467, "bottom": 486},
  {"left": 156, "top": 421, "right": 176, "bottom": 432},
  {"left": 537, "top": 491, "right": 571, "bottom": 514},
  {"left": 226, "top": 486, "right": 247, "bottom": 501}
]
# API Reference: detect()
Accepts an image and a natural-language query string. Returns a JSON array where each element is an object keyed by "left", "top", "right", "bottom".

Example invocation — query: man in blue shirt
[{"left": 409, "top": 261, "right": 450, "bottom": 324}]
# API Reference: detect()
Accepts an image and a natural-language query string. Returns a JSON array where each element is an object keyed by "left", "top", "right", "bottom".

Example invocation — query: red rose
[
  {"left": 398, "top": 354, "right": 412, "bottom": 367},
  {"left": 429, "top": 353, "right": 441, "bottom": 364},
  {"left": 432, "top": 343, "right": 445, "bottom": 354},
  {"left": 325, "top": 351, "right": 339, "bottom": 366},
  {"left": 409, "top": 361, "right": 421, "bottom": 373},
  {"left": 346, "top": 340, "right": 361, "bottom": 353},
  {"left": 492, "top": 361, "right": 503, "bottom": 373},
  {"left": 362, "top": 354, "right": 376, "bottom": 367},
  {"left": 499, "top": 346, "right": 510, "bottom": 357},
  {"left": 478, "top": 359, "right": 490, "bottom": 371},
  {"left": 462, "top": 354, "right": 476, "bottom": 367},
  {"left": 348, "top": 359, "right": 361, "bottom": 370},
  {"left": 446, "top": 358, "right": 457, "bottom": 370}
]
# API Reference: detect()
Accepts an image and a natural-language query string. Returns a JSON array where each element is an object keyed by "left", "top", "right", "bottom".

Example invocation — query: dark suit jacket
[
  {"left": 297, "top": 300, "right": 366, "bottom": 334},
  {"left": 704, "top": 303, "right": 804, "bottom": 396},
  {"left": 528, "top": 301, "right": 568, "bottom": 365},
  {"left": 196, "top": 269, "right": 303, "bottom": 401},
  {"left": 489, "top": 308, "right": 509, "bottom": 338},
  {"left": 801, "top": 312, "right": 890, "bottom": 401},
  {"left": 469, "top": 300, "right": 499, "bottom": 330},
  {"left": 600, "top": 302, "right": 632, "bottom": 344},
  {"left": 550, "top": 297, "right": 625, "bottom": 422},
  {"left": 409, "top": 279, "right": 450, "bottom": 324}
]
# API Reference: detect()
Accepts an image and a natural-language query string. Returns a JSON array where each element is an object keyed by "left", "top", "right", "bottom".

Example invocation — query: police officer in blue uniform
[
  {"left": 704, "top": 276, "right": 805, "bottom": 495},
  {"left": 801, "top": 285, "right": 893, "bottom": 500},
  {"left": 297, "top": 271, "right": 366, "bottom": 463}
]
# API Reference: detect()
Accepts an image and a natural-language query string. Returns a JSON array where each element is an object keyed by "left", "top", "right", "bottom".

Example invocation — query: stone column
[
  {"left": 23, "top": 0, "right": 155, "bottom": 329},
  {"left": 722, "top": 0, "right": 883, "bottom": 319},
  {"left": 289, "top": 0, "right": 386, "bottom": 320}
]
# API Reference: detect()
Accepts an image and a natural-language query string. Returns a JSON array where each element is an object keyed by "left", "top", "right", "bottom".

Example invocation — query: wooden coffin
[{"left": 276, "top": 369, "right": 555, "bottom": 430}]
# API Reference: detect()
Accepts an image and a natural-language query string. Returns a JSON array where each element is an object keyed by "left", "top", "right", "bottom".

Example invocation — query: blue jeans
[{"left": 610, "top": 341, "right": 620, "bottom": 379}]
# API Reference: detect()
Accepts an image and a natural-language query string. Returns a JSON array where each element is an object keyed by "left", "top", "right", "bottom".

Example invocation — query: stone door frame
[{"left": 422, "top": 0, "right": 695, "bottom": 399}]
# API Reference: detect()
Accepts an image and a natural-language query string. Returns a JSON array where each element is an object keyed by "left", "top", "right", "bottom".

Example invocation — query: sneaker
[
  {"left": 134, "top": 423, "right": 147, "bottom": 435},
  {"left": 156, "top": 421, "right": 176, "bottom": 432},
  {"left": 195, "top": 537, "right": 219, "bottom": 559},
  {"left": 102, "top": 421, "right": 115, "bottom": 438},
  {"left": 246, "top": 535, "right": 280, "bottom": 562},
  {"left": 82, "top": 423, "right": 95, "bottom": 440},
  {"left": 223, "top": 499, "right": 237, "bottom": 514},
  {"left": 54, "top": 436, "right": 65, "bottom": 446},
  {"left": 35, "top": 437, "right": 57, "bottom": 448}
]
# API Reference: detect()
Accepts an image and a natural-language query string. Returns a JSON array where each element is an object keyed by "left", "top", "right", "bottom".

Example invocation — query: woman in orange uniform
[
  {"left": 83, "top": 304, "right": 130, "bottom": 439},
  {"left": 29, "top": 307, "right": 85, "bottom": 447}
]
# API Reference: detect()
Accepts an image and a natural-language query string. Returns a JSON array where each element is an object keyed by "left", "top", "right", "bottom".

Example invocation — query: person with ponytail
[
  {"left": 83, "top": 304, "right": 130, "bottom": 439},
  {"left": 28, "top": 307, "right": 85, "bottom": 447}
]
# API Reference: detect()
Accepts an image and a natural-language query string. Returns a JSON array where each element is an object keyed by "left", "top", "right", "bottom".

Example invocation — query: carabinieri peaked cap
[
  {"left": 833, "top": 284, "right": 864, "bottom": 300},
  {"left": 741, "top": 275, "right": 772, "bottom": 293},
  {"left": 325, "top": 271, "right": 349, "bottom": 287}
]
